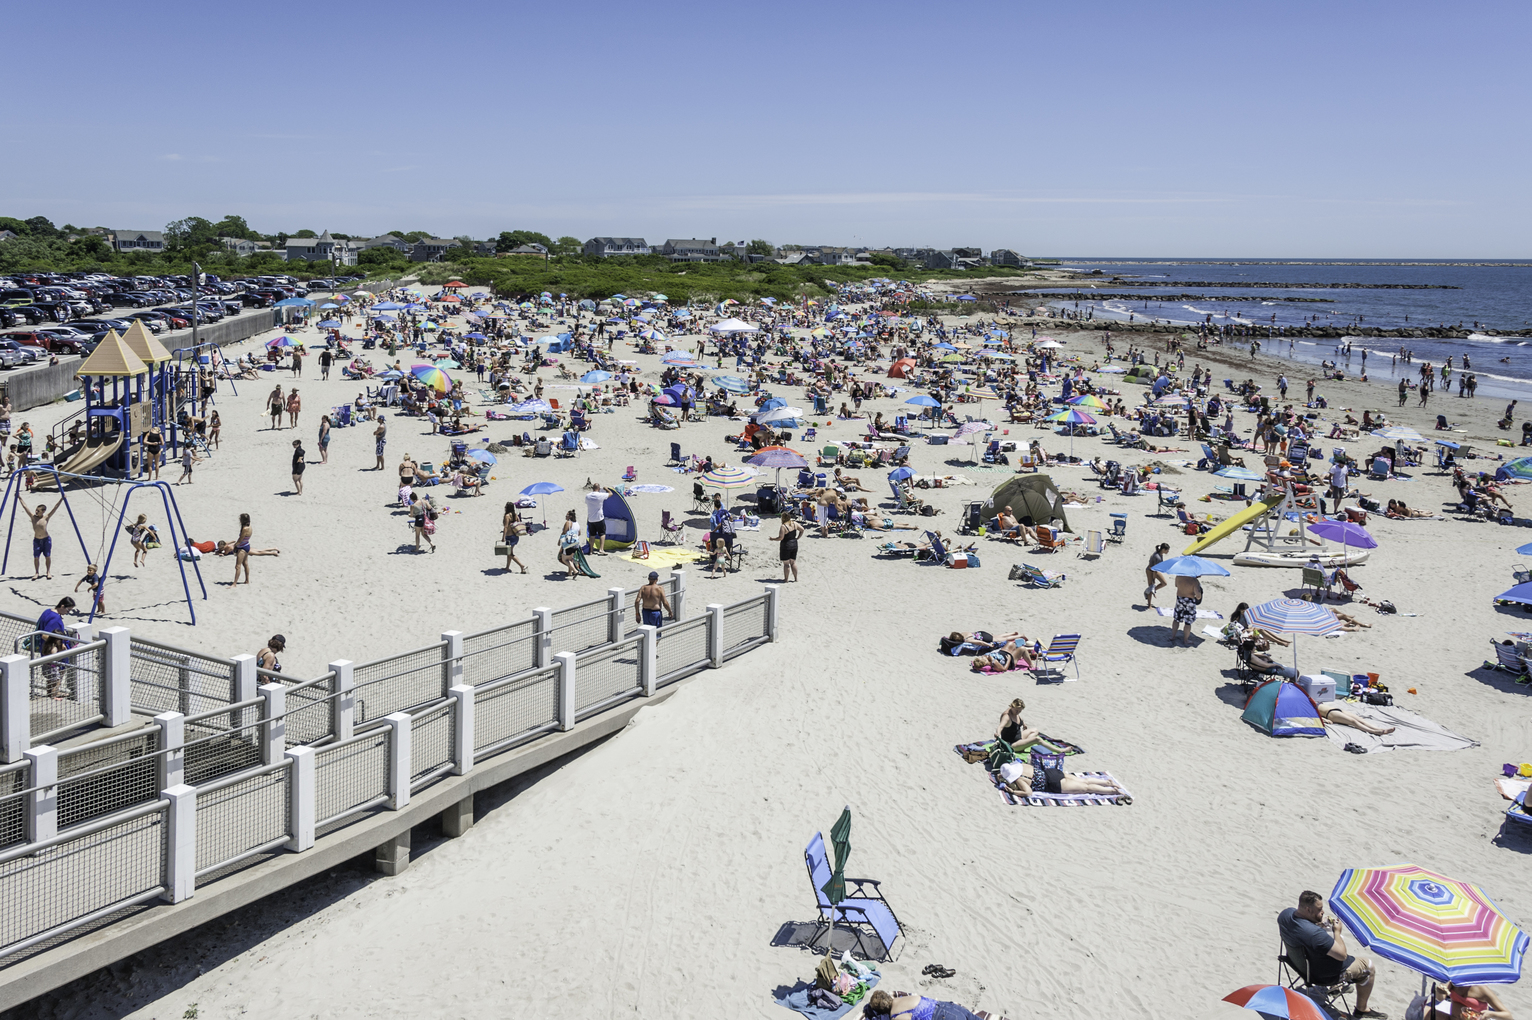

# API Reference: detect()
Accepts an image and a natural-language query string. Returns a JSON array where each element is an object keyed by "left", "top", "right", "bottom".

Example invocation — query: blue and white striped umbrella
[{"left": 1245, "top": 598, "right": 1341, "bottom": 636}]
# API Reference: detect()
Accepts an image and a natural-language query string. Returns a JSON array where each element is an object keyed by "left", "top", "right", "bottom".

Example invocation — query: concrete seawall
[{"left": 0, "top": 309, "right": 282, "bottom": 411}]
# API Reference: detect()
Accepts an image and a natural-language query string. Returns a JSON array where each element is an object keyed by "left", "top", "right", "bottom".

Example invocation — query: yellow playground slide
[{"left": 1181, "top": 493, "right": 1286, "bottom": 556}]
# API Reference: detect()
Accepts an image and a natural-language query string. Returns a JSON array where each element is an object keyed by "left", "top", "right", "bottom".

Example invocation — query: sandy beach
[{"left": 8, "top": 297, "right": 1532, "bottom": 1020}]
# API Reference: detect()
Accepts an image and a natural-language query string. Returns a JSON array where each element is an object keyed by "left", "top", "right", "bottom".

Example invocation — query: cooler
[{"left": 1297, "top": 674, "right": 1336, "bottom": 703}]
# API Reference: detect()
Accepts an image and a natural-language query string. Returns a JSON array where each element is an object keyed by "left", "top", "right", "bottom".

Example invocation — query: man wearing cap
[{"left": 634, "top": 572, "right": 672, "bottom": 632}]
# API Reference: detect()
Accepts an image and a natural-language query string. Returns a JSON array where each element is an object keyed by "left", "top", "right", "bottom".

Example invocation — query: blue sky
[{"left": 4, "top": 0, "right": 1528, "bottom": 257}]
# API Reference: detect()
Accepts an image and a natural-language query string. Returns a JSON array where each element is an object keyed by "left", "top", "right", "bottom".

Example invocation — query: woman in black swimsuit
[
  {"left": 770, "top": 511, "right": 803, "bottom": 583},
  {"left": 994, "top": 698, "right": 1037, "bottom": 746}
]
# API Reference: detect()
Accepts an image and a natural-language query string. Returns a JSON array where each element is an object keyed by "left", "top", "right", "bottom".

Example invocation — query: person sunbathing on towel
[
  {"left": 1386, "top": 499, "right": 1433, "bottom": 519},
  {"left": 833, "top": 468, "right": 870, "bottom": 492},
  {"left": 211, "top": 540, "right": 280, "bottom": 556},
  {"left": 970, "top": 639, "right": 1035, "bottom": 673},
  {"left": 996, "top": 759, "right": 1126, "bottom": 800},
  {"left": 1315, "top": 702, "right": 1395, "bottom": 735}
]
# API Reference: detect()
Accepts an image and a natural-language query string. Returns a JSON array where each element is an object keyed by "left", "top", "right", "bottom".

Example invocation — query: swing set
[{"left": 0, "top": 464, "right": 207, "bottom": 625}]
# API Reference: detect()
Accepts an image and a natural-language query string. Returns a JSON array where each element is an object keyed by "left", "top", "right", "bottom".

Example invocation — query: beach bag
[
  {"left": 1376, "top": 600, "right": 1397, "bottom": 615},
  {"left": 815, "top": 955, "right": 840, "bottom": 990},
  {"left": 633, "top": 541, "right": 651, "bottom": 560}
]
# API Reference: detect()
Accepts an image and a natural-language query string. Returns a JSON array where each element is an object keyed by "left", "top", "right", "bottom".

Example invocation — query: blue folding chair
[{"left": 804, "top": 831, "right": 903, "bottom": 960}]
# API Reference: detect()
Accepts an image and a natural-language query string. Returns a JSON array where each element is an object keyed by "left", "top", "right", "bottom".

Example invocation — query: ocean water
[{"left": 1022, "top": 259, "right": 1532, "bottom": 399}]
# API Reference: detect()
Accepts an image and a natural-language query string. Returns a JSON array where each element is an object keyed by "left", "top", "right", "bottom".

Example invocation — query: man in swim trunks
[
  {"left": 20, "top": 498, "right": 61, "bottom": 580},
  {"left": 1170, "top": 573, "right": 1203, "bottom": 646},
  {"left": 373, "top": 415, "right": 387, "bottom": 470},
  {"left": 634, "top": 571, "right": 672, "bottom": 633},
  {"left": 1278, "top": 890, "right": 1385, "bottom": 1019}
]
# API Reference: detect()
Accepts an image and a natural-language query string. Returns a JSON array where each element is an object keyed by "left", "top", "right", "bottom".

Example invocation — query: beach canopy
[
  {"left": 275, "top": 297, "right": 313, "bottom": 308},
  {"left": 1308, "top": 519, "right": 1378, "bottom": 550},
  {"left": 1373, "top": 426, "right": 1425, "bottom": 442},
  {"left": 887, "top": 358, "right": 916, "bottom": 378},
  {"left": 1329, "top": 864, "right": 1530, "bottom": 984},
  {"left": 1215, "top": 466, "right": 1265, "bottom": 481},
  {"left": 1240, "top": 680, "right": 1324, "bottom": 737},
  {"left": 1493, "top": 582, "right": 1532, "bottom": 606},
  {"left": 982, "top": 475, "right": 1071, "bottom": 533},
  {"left": 710, "top": 318, "right": 759, "bottom": 334}
]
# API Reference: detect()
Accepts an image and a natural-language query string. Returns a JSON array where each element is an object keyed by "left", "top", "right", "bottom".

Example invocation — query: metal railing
[
  {"left": 127, "top": 638, "right": 236, "bottom": 717},
  {"left": 0, "top": 581, "right": 778, "bottom": 970},
  {"left": 547, "top": 597, "right": 616, "bottom": 655},
  {"left": 28, "top": 640, "right": 107, "bottom": 744}
]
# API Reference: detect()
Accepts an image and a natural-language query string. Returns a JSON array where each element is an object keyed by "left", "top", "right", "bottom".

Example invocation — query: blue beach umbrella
[
  {"left": 519, "top": 481, "right": 563, "bottom": 527},
  {"left": 316, "top": 319, "right": 342, "bottom": 329},
  {"left": 712, "top": 375, "right": 750, "bottom": 394},
  {"left": 466, "top": 449, "right": 496, "bottom": 465},
  {"left": 372, "top": 301, "right": 404, "bottom": 311},
  {"left": 905, "top": 394, "right": 940, "bottom": 408},
  {"left": 888, "top": 466, "right": 915, "bottom": 482},
  {"left": 1154, "top": 555, "right": 1231, "bottom": 577},
  {"left": 1502, "top": 457, "right": 1532, "bottom": 480},
  {"left": 581, "top": 370, "right": 612, "bottom": 383},
  {"left": 1216, "top": 465, "right": 1265, "bottom": 481},
  {"left": 1494, "top": 582, "right": 1532, "bottom": 607}
]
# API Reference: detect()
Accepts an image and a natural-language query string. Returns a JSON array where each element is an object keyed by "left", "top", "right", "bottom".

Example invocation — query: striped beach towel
[
  {"left": 989, "top": 769, "right": 1132, "bottom": 807},
  {"left": 890, "top": 994, "right": 1011, "bottom": 1020}
]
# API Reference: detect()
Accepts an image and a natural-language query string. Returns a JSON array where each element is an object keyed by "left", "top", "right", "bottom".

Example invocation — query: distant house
[
  {"left": 989, "top": 248, "right": 1027, "bottom": 267},
  {"left": 409, "top": 238, "right": 463, "bottom": 263},
  {"left": 361, "top": 234, "right": 411, "bottom": 253},
  {"left": 220, "top": 237, "right": 272, "bottom": 256},
  {"left": 285, "top": 230, "right": 356, "bottom": 265},
  {"left": 470, "top": 240, "right": 498, "bottom": 256},
  {"left": 582, "top": 237, "right": 650, "bottom": 257},
  {"left": 112, "top": 230, "right": 165, "bottom": 253},
  {"left": 0, "top": 230, "right": 18, "bottom": 243},
  {"left": 773, "top": 252, "right": 810, "bottom": 266},
  {"left": 810, "top": 246, "right": 857, "bottom": 266},
  {"left": 924, "top": 250, "right": 961, "bottom": 270},
  {"left": 661, "top": 238, "right": 722, "bottom": 262},
  {"left": 502, "top": 243, "right": 549, "bottom": 259}
]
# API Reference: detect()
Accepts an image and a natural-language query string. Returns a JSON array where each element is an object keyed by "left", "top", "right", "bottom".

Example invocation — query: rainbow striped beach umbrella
[
  {"left": 411, "top": 364, "right": 453, "bottom": 393},
  {"left": 1067, "top": 394, "right": 1108, "bottom": 410},
  {"left": 1329, "top": 864, "right": 1529, "bottom": 984}
]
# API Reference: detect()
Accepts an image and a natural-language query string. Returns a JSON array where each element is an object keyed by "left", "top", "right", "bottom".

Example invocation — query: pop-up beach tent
[
  {"left": 982, "top": 474, "right": 1072, "bottom": 533},
  {"left": 597, "top": 490, "right": 638, "bottom": 552},
  {"left": 1240, "top": 679, "right": 1324, "bottom": 737}
]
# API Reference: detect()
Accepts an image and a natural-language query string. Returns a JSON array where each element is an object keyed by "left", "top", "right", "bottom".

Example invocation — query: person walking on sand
[
  {"left": 634, "top": 570, "right": 673, "bottom": 630},
  {"left": 501, "top": 502, "right": 527, "bottom": 574},
  {"left": 208, "top": 410, "right": 221, "bottom": 449},
  {"left": 286, "top": 388, "right": 301, "bottom": 429},
  {"left": 1170, "top": 573, "right": 1203, "bottom": 646},
  {"left": 409, "top": 493, "right": 436, "bottom": 553},
  {"left": 770, "top": 511, "right": 803, "bottom": 582},
  {"left": 232, "top": 513, "right": 252, "bottom": 585},
  {"left": 20, "top": 498, "right": 62, "bottom": 579},
  {"left": 1144, "top": 542, "right": 1170, "bottom": 607},
  {"left": 290, "top": 347, "right": 303, "bottom": 378},
  {"left": 268, "top": 383, "right": 285, "bottom": 430},
  {"left": 176, "top": 444, "right": 199, "bottom": 484},
  {"left": 318, "top": 415, "right": 331, "bottom": 465},
  {"left": 290, "top": 439, "right": 305, "bottom": 495},
  {"left": 319, "top": 347, "right": 332, "bottom": 381},
  {"left": 373, "top": 415, "right": 387, "bottom": 470}
]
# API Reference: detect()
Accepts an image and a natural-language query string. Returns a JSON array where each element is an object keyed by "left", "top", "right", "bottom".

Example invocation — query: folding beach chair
[
  {"left": 622, "top": 465, "right": 637, "bottom": 482},
  {"left": 818, "top": 444, "right": 840, "bottom": 466},
  {"left": 1033, "top": 526, "right": 1066, "bottom": 553},
  {"left": 669, "top": 442, "right": 683, "bottom": 464},
  {"left": 804, "top": 831, "right": 903, "bottom": 961},
  {"left": 1156, "top": 486, "right": 1181, "bottom": 516},
  {"left": 1300, "top": 567, "right": 1332, "bottom": 603},
  {"left": 1035, "top": 634, "right": 1080, "bottom": 681},
  {"left": 659, "top": 510, "right": 684, "bottom": 544},
  {"left": 556, "top": 431, "right": 580, "bottom": 458},
  {"left": 1021, "top": 563, "right": 1066, "bottom": 589},
  {"left": 918, "top": 530, "right": 948, "bottom": 564},
  {"left": 1078, "top": 530, "right": 1104, "bottom": 559},
  {"left": 1488, "top": 640, "right": 1529, "bottom": 681},
  {"left": 1107, "top": 513, "right": 1127, "bottom": 542},
  {"left": 1278, "top": 934, "right": 1354, "bottom": 1019}
]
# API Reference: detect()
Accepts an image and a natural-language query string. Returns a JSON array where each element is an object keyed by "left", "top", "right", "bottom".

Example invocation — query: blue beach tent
[{"left": 1240, "top": 679, "right": 1324, "bottom": 737}]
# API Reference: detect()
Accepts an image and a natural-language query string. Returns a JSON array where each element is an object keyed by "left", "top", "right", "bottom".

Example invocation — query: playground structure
[
  {"left": 0, "top": 463, "right": 207, "bottom": 625},
  {"left": 1181, "top": 484, "right": 1369, "bottom": 568}
]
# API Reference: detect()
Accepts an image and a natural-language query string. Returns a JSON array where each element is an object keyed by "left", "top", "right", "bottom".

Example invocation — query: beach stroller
[{"left": 959, "top": 501, "right": 985, "bottom": 535}]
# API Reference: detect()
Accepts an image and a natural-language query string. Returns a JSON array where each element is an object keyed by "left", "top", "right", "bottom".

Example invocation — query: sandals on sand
[{"left": 922, "top": 964, "right": 957, "bottom": 979}]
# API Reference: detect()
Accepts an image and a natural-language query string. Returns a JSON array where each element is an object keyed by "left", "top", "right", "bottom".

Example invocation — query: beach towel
[
  {"left": 953, "top": 736, "right": 1085, "bottom": 762},
  {"left": 772, "top": 974, "right": 881, "bottom": 1020},
  {"left": 1155, "top": 607, "right": 1223, "bottom": 620},
  {"left": 619, "top": 547, "right": 703, "bottom": 567},
  {"left": 1322, "top": 704, "right": 1479, "bottom": 754},
  {"left": 989, "top": 769, "right": 1133, "bottom": 807},
  {"left": 1496, "top": 776, "right": 1532, "bottom": 801}
]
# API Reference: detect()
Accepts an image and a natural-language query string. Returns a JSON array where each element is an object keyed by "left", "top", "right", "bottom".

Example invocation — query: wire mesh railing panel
[
  {"left": 183, "top": 721, "right": 263, "bottom": 788},
  {"left": 0, "top": 611, "right": 37, "bottom": 657},
  {"left": 655, "top": 616, "right": 712, "bottom": 686},
  {"left": 315, "top": 731, "right": 389, "bottom": 825},
  {"left": 283, "top": 679, "right": 336, "bottom": 748},
  {"left": 194, "top": 767, "right": 289, "bottom": 876},
  {"left": 722, "top": 596, "right": 770, "bottom": 657},
  {"left": 29, "top": 643, "right": 104, "bottom": 739},
  {"left": 409, "top": 702, "right": 454, "bottom": 786},
  {"left": 0, "top": 808, "right": 165, "bottom": 958},
  {"left": 473, "top": 666, "right": 559, "bottom": 756},
  {"left": 352, "top": 643, "right": 447, "bottom": 725},
  {"left": 56, "top": 731, "right": 161, "bottom": 831},
  {"left": 460, "top": 621, "right": 539, "bottom": 687},
  {"left": 548, "top": 601, "right": 614, "bottom": 654},
  {"left": 0, "top": 763, "right": 26, "bottom": 852},
  {"left": 128, "top": 641, "right": 235, "bottom": 717},
  {"left": 574, "top": 641, "right": 642, "bottom": 716}
]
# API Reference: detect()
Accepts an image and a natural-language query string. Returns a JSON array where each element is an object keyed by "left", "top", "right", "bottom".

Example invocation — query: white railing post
[
  {"left": 764, "top": 585, "right": 780, "bottom": 643},
  {"left": 329, "top": 659, "right": 354, "bottom": 742},
  {"left": 636, "top": 625, "right": 657, "bottom": 697},
  {"left": 555, "top": 651, "right": 577, "bottom": 731},
  {"left": 231, "top": 653, "right": 257, "bottom": 731},
  {"left": 670, "top": 570, "right": 687, "bottom": 620},
  {"left": 258, "top": 683, "right": 285, "bottom": 765},
  {"left": 606, "top": 587, "right": 625, "bottom": 643},
  {"left": 285, "top": 746, "right": 315, "bottom": 851},
  {"left": 533, "top": 608, "right": 553, "bottom": 668},
  {"left": 384, "top": 713, "right": 412, "bottom": 809},
  {"left": 65, "top": 625, "right": 92, "bottom": 706},
  {"left": 23, "top": 745, "right": 56, "bottom": 843},
  {"left": 99, "top": 626, "right": 132, "bottom": 727},
  {"left": 448, "top": 685, "right": 473, "bottom": 775},
  {"left": 0, "top": 655, "right": 27, "bottom": 763},
  {"left": 441, "top": 631, "right": 463, "bottom": 694},
  {"left": 156, "top": 711, "right": 184, "bottom": 792},
  {"left": 161, "top": 784, "right": 197, "bottom": 903},
  {"left": 707, "top": 603, "right": 725, "bottom": 667}
]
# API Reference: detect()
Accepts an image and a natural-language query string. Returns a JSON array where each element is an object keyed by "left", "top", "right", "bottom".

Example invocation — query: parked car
[{"left": 0, "top": 339, "right": 44, "bottom": 364}]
